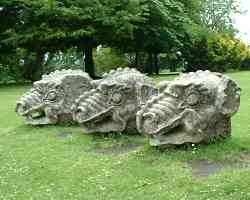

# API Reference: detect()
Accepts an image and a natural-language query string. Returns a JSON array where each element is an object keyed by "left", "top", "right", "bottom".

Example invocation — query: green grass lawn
[{"left": 1, "top": 71, "right": 250, "bottom": 200}]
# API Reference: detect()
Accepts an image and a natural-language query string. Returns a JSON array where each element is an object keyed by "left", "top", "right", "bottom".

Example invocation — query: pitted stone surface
[
  {"left": 136, "top": 70, "right": 241, "bottom": 146},
  {"left": 16, "top": 69, "right": 93, "bottom": 125},
  {"left": 72, "top": 68, "right": 157, "bottom": 133}
]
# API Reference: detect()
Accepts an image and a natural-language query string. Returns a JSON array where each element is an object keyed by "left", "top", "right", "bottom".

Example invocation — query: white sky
[{"left": 234, "top": 0, "right": 250, "bottom": 44}]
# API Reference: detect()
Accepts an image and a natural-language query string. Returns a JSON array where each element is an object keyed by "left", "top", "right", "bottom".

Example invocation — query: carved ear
[
  {"left": 137, "top": 84, "right": 158, "bottom": 105},
  {"left": 217, "top": 76, "right": 241, "bottom": 117}
]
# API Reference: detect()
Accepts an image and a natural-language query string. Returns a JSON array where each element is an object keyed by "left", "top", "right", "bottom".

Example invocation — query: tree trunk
[
  {"left": 84, "top": 47, "right": 95, "bottom": 78},
  {"left": 135, "top": 51, "right": 139, "bottom": 68},
  {"left": 154, "top": 53, "right": 159, "bottom": 75},
  {"left": 146, "top": 53, "right": 153, "bottom": 75},
  {"left": 170, "top": 61, "right": 177, "bottom": 72},
  {"left": 23, "top": 51, "right": 35, "bottom": 81},
  {"left": 44, "top": 52, "right": 55, "bottom": 73},
  {"left": 35, "top": 50, "right": 44, "bottom": 79},
  {"left": 23, "top": 50, "right": 44, "bottom": 81}
]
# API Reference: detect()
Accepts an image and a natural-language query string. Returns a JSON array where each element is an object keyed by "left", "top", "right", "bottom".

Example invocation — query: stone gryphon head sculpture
[
  {"left": 136, "top": 70, "right": 241, "bottom": 146},
  {"left": 72, "top": 68, "right": 157, "bottom": 133},
  {"left": 16, "top": 70, "right": 93, "bottom": 125}
]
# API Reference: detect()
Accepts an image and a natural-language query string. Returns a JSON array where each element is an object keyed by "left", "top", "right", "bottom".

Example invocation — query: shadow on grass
[
  {"left": 12, "top": 123, "right": 250, "bottom": 161},
  {"left": 84, "top": 132, "right": 147, "bottom": 156}
]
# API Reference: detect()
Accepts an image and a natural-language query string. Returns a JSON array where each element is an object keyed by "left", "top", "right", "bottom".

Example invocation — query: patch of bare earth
[
  {"left": 187, "top": 151, "right": 250, "bottom": 177},
  {"left": 57, "top": 132, "right": 73, "bottom": 140}
]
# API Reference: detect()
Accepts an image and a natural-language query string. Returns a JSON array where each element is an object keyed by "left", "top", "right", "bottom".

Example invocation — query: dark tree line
[{"left": 0, "top": 0, "right": 249, "bottom": 81}]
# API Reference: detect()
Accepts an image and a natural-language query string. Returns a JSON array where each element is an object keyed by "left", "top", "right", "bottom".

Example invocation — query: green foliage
[
  {"left": 118, "top": 0, "right": 201, "bottom": 74},
  {"left": 0, "top": 0, "right": 249, "bottom": 79},
  {"left": 95, "top": 47, "right": 129, "bottom": 75},
  {"left": 2, "top": 0, "right": 147, "bottom": 51},
  {"left": 184, "top": 33, "right": 250, "bottom": 72},
  {"left": 209, "top": 34, "right": 250, "bottom": 70},
  {"left": 0, "top": 0, "right": 148, "bottom": 78},
  {"left": 200, "top": 0, "right": 242, "bottom": 35},
  {"left": 132, "top": 0, "right": 192, "bottom": 53},
  {"left": 0, "top": 49, "right": 27, "bottom": 84}
]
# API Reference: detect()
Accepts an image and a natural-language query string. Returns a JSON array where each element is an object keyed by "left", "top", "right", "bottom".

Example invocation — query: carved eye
[
  {"left": 45, "top": 91, "right": 57, "bottom": 101},
  {"left": 186, "top": 93, "right": 199, "bottom": 106},
  {"left": 110, "top": 92, "right": 122, "bottom": 105}
]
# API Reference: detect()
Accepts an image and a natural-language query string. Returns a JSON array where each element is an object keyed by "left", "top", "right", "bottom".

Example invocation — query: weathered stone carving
[
  {"left": 16, "top": 70, "right": 93, "bottom": 125},
  {"left": 136, "top": 70, "right": 241, "bottom": 146},
  {"left": 72, "top": 68, "right": 157, "bottom": 133}
]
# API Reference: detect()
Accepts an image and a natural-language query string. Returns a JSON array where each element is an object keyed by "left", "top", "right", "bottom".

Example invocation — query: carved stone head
[
  {"left": 72, "top": 68, "right": 157, "bottom": 133},
  {"left": 16, "top": 70, "right": 93, "bottom": 125},
  {"left": 136, "top": 70, "right": 241, "bottom": 145}
]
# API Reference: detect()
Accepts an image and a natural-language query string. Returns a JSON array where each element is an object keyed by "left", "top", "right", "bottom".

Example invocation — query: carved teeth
[
  {"left": 151, "top": 104, "right": 172, "bottom": 116},
  {"left": 74, "top": 90, "right": 110, "bottom": 122},
  {"left": 86, "top": 97, "right": 107, "bottom": 110},
  {"left": 156, "top": 100, "right": 177, "bottom": 113},
  {"left": 87, "top": 103, "right": 101, "bottom": 114},
  {"left": 78, "top": 102, "right": 89, "bottom": 108},
  {"left": 148, "top": 108, "right": 166, "bottom": 118}
]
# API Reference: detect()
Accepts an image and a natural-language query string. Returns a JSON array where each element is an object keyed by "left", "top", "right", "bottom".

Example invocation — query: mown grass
[{"left": 0, "top": 71, "right": 250, "bottom": 200}]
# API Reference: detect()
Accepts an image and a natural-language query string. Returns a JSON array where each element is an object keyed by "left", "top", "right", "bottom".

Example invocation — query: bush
[
  {"left": 95, "top": 47, "right": 129, "bottom": 75},
  {"left": 241, "top": 58, "right": 250, "bottom": 70},
  {"left": 184, "top": 33, "right": 250, "bottom": 72},
  {"left": 0, "top": 49, "right": 26, "bottom": 84}
]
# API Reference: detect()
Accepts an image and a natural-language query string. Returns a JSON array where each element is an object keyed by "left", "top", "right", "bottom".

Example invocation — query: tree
[
  {"left": 121, "top": 0, "right": 195, "bottom": 74},
  {"left": 3, "top": 0, "right": 147, "bottom": 79},
  {"left": 0, "top": 1, "right": 28, "bottom": 82},
  {"left": 184, "top": 33, "right": 250, "bottom": 72},
  {"left": 200, "top": 0, "right": 242, "bottom": 35}
]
